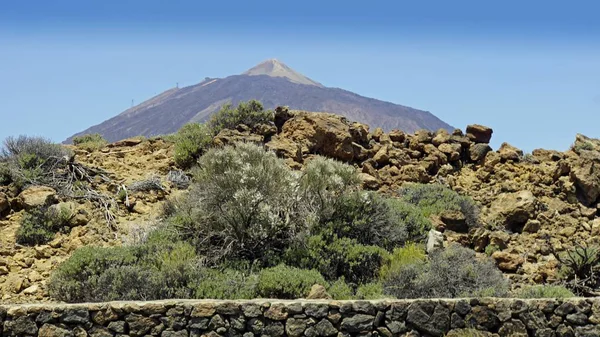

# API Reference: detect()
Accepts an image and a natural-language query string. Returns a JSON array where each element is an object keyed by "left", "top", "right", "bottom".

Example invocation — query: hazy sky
[{"left": 1, "top": 0, "right": 599, "bottom": 152}]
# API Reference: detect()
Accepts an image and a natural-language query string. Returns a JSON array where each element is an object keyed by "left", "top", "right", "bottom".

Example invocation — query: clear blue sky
[{"left": 1, "top": 0, "right": 599, "bottom": 152}]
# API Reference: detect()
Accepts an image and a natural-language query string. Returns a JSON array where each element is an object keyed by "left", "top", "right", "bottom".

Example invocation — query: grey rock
[
  {"left": 536, "top": 328, "right": 556, "bottom": 337},
  {"left": 341, "top": 314, "right": 374, "bottom": 333},
  {"left": 162, "top": 330, "right": 189, "bottom": 337},
  {"left": 125, "top": 313, "right": 158, "bottom": 337},
  {"left": 454, "top": 300, "right": 471, "bottom": 316},
  {"left": 285, "top": 318, "right": 307, "bottom": 337},
  {"left": 241, "top": 303, "right": 262, "bottom": 318},
  {"left": 36, "top": 311, "right": 57, "bottom": 324},
  {"left": 556, "top": 324, "right": 575, "bottom": 337},
  {"left": 108, "top": 320, "right": 127, "bottom": 333},
  {"left": 407, "top": 302, "right": 450, "bottom": 337},
  {"left": 247, "top": 318, "right": 264, "bottom": 334},
  {"left": 575, "top": 326, "right": 600, "bottom": 337},
  {"left": 89, "top": 326, "right": 113, "bottom": 337},
  {"left": 262, "top": 321, "right": 285, "bottom": 337},
  {"left": 352, "top": 301, "right": 376, "bottom": 315},
  {"left": 208, "top": 314, "right": 226, "bottom": 330},
  {"left": 498, "top": 319, "right": 527, "bottom": 337},
  {"left": 314, "top": 319, "right": 338, "bottom": 336},
  {"left": 61, "top": 308, "right": 90, "bottom": 324},
  {"left": 4, "top": 316, "right": 39, "bottom": 335},
  {"left": 37, "top": 323, "right": 73, "bottom": 337},
  {"left": 230, "top": 315, "right": 246, "bottom": 331},
  {"left": 566, "top": 313, "right": 588, "bottom": 325},
  {"left": 188, "top": 318, "right": 209, "bottom": 330},
  {"left": 555, "top": 302, "right": 576, "bottom": 316},
  {"left": 304, "top": 304, "right": 329, "bottom": 318},
  {"left": 386, "top": 321, "right": 407, "bottom": 334},
  {"left": 450, "top": 312, "right": 465, "bottom": 329},
  {"left": 466, "top": 306, "right": 500, "bottom": 330},
  {"left": 216, "top": 302, "right": 240, "bottom": 315},
  {"left": 519, "top": 310, "right": 547, "bottom": 331}
]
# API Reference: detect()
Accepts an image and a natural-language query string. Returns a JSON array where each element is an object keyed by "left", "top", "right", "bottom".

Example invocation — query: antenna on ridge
[
  {"left": 131, "top": 99, "right": 134, "bottom": 107},
  {"left": 176, "top": 82, "right": 179, "bottom": 88}
]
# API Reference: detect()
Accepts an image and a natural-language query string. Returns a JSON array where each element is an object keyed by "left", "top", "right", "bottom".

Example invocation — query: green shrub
[
  {"left": 0, "top": 161, "right": 11, "bottom": 185},
  {"left": 256, "top": 264, "right": 327, "bottom": 299},
  {"left": 383, "top": 244, "right": 509, "bottom": 298},
  {"left": 172, "top": 123, "right": 212, "bottom": 169},
  {"left": 16, "top": 205, "right": 72, "bottom": 246},
  {"left": 72, "top": 133, "right": 107, "bottom": 152},
  {"left": 485, "top": 244, "right": 500, "bottom": 256},
  {"left": 399, "top": 183, "right": 479, "bottom": 228},
  {"left": 285, "top": 235, "right": 389, "bottom": 284},
  {"left": 328, "top": 278, "right": 353, "bottom": 300},
  {"left": 48, "top": 246, "right": 140, "bottom": 302},
  {"left": 208, "top": 100, "right": 273, "bottom": 135},
  {"left": 515, "top": 285, "right": 574, "bottom": 299},
  {"left": 175, "top": 143, "right": 305, "bottom": 266},
  {"left": 1, "top": 135, "right": 71, "bottom": 187},
  {"left": 355, "top": 283, "right": 385, "bottom": 300},
  {"left": 379, "top": 243, "right": 427, "bottom": 279},
  {"left": 299, "top": 156, "right": 360, "bottom": 212},
  {"left": 194, "top": 269, "right": 258, "bottom": 299},
  {"left": 555, "top": 244, "right": 600, "bottom": 296}
]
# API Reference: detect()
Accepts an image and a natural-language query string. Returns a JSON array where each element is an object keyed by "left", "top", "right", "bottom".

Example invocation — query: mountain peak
[{"left": 242, "top": 59, "right": 323, "bottom": 87}]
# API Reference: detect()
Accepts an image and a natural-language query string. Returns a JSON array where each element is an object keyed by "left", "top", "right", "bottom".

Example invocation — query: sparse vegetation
[
  {"left": 50, "top": 143, "right": 509, "bottom": 302},
  {"left": 516, "top": 285, "right": 575, "bottom": 299},
  {"left": 72, "top": 133, "right": 108, "bottom": 152},
  {"left": 554, "top": 243, "right": 600, "bottom": 296},
  {"left": 208, "top": 100, "right": 273, "bottom": 135}
]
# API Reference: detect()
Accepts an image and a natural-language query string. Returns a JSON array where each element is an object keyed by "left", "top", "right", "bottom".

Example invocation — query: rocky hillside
[
  {"left": 2, "top": 108, "right": 600, "bottom": 303},
  {"left": 66, "top": 59, "right": 452, "bottom": 143}
]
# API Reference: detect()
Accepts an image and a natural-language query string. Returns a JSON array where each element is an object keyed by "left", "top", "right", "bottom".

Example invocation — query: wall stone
[{"left": 1, "top": 298, "right": 600, "bottom": 337}]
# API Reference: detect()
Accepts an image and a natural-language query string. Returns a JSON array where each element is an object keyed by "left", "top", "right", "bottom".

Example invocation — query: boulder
[
  {"left": 498, "top": 142, "right": 523, "bottom": 162},
  {"left": 274, "top": 112, "right": 356, "bottom": 162},
  {"left": 466, "top": 124, "right": 493, "bottom": 143},
  {"left": 492, "top": 251, "right": 524, "bottom": 272},
  {"left": 265, "top": 137, "right": 303, "bottom": 162},
  {"left": 306, "top": 284, "right": 332, "bottom": 300},
  {"left": 358, "top": 173, "right": 380, "bottom": 190},
  {"left": 570, "top": 155, "right": 600, "bottom": 206},
  {"left": 0, "top": 192, "right": 9, "bottom": 214},
  {"left": 17, "top": 186, "right": 57, "bottom": 209},
  {"left": 426, "top": 229, "right": 444, "bottom": 253},
  {"left": 440, "top": 211, "right": 468, "bottom": 233},
  {"left": 389, "top": 129, "right": 406, "bottom": 143},
  {"left": 213, "top": 128, "right": 263, "bottom": 147},
  {"left": 487, "top": 190, "right": 538, "bottom": 233},
  {"left": 469, "top": 143, "right": 492, "bottom": 163}
]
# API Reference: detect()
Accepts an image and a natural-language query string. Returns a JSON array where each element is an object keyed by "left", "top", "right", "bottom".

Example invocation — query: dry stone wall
[{"left": 1, "top": 298, "right": 600, "bottom": 337}]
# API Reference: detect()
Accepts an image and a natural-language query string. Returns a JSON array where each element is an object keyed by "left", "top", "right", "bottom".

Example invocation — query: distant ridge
[{"left": 66, "top": 60, "right": 453, "bottom": 143}]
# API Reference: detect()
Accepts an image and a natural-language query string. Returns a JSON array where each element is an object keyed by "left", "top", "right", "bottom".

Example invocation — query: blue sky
[{"left": 0, "top": 0, "right": 599, "bottom": 151}]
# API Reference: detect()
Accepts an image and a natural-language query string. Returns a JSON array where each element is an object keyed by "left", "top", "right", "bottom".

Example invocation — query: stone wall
[{"left": 1, "top": 298, "right": 600, "bottom": 337}]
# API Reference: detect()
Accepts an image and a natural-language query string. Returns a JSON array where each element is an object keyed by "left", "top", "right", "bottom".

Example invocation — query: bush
[
  {"left": 194, "top": 269, "right": 258, "bottom": 299},
  {"left": 128, "top": 175, "right": 164, "bottom": 192},
  {"left": 356, "top": 283, "right": 385, "bottom": 299},
  {"left": 328, "top": 278, "right": 353, "bottom": 300},
  {"left": 208, "top": 100, "right": 273, "bottom": 135},
  {"left": 72, "top": 133, "right": 107, "bottom": 152},
  {"left": 1, "top": 135, "right": 71, "bottom": 187},
  {"left": 167, "top": 170, "right": 191, "bottom": 189},
  {"left": 256, "top": 264, "right": 327, "bottom": 299},
  {"left": 172, "top": 123, "right": 212, "bottom": 169},
  {"left": 319, "top": 192, "right": 413, "bottom": 250},
  {"left": 0, "top": 161, "right": 11, "bottom": 185},
  {"left": 175, "top": 143, "right": 305, "bottom": 266},
  {"left": 383, "top": 244, "right": 509, "bottom": 298},
  {"left": 379, "top": 243, "right": 427, "bottom": 280},
  {"left": 48, "top": 246, "right": 140, "bottom": 302},
  {"left": 515, "top": 285, "right": 574, "bottom": 299},
  {"left": 399, "top": 183, "right": 479, "bottom": 228},
  {"left": 49, "top": 240, "right": 203, "bottom": 302},
  {"left": 285, "top": 235, "right": 389, "bottom": 284},
  {"left": 16, "top": 205, "right": 72, "bottom": 245}
]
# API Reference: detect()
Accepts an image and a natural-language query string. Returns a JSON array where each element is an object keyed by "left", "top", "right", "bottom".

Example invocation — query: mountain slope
[{"left": 67, "top": 60, "right": 452, "bottom": 143}]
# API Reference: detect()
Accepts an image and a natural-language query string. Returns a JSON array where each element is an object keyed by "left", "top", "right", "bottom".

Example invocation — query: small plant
[
  {"left": 167, "top": 170, "right": 191, "bottom": 189},
  {"left": 193, "top": 269, "right": 258, "bottom": 299},
  {"left": 484, "top": 244, "right": 500, "bottom": 256},
  {"left": 515, "top": 285, "right": 574, "bottom": 299},
  {"left": 128, "top": 175, "right": 164, "bottom": 192},
  {"left": 172, "top": 123, "right": 212, "bottom": 169},
  {"left": 379, "top": 243, "right": 427, "bottom": 279},
  {"left": 72, "top": 133, "right": 108, "bottom": 152},
  {"left": 208, "top": 100, "right": 273, "bottom": 135},
  {"left": 256, "top": 264, "right": 327, "bottom": 299},
  {"left": 327, "top": 278, "right": 353, "bottom": 300},
  {"left": 573, "top": 141, "right": 594, "bottom": 153},
  {"left": 16, "top": 205, "right": 72, "bottom": 246},
  {"left": 554, "top": 243, "right": 600, "bottom": 296}
]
